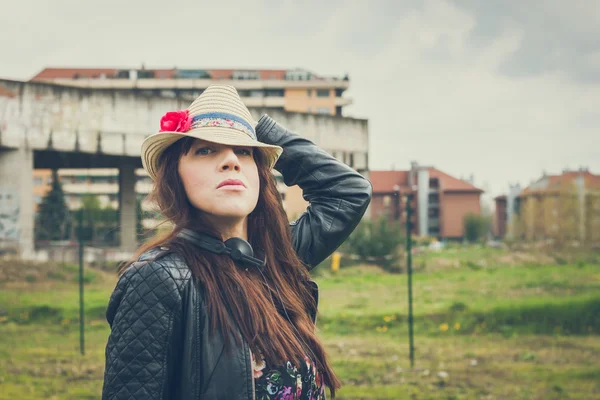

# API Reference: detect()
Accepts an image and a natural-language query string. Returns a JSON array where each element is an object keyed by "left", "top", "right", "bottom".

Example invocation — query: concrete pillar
[
  {"left": 506, "top": 184, "right": 522, "bottom": 239},
  {"left": 0, "top": 148, "right": 34, "bottom": 258},
  {"left": 119, "top": 159, "right": 137, "bottom": 251},
  {"left": 417, "top": 168, "right": 429, "bottom": 236}
]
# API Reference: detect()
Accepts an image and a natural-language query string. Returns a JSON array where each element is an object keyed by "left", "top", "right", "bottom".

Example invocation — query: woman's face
[{"left": 178, "top": 139, "right": 260, "bottom": 222}]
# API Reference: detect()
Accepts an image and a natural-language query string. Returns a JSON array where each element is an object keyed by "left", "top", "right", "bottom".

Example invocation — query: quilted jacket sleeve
[
  {"left": 255, "top": 115, "right": 372, "bottom": 269},
  {"left": 102, "top": 260, "right": 184, "bottom": 400}
]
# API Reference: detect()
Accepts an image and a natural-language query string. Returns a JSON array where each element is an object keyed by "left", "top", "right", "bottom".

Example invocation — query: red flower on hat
[{"left": 159, "top": 110, "right": 192, "bottom": 132}]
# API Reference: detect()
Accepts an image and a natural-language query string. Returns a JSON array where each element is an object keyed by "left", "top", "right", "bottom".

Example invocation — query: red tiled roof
[
  {"left": 206, "top": 69, "right": 234, "bottom": 79},
  {"left": 205, "top": 69, "right": 287, "bottom": 80},
  {"left": 587, "top": 173, "right": 600, "bottom": 190},
  {"left": 369, "top": 171, "right": 410, "bottom": 193},
  {"left": 521, "top": 170, "right": 600, "bottom": 194},
  {"left": 152, "top": 69, "right": 177, "bottom": 78},
  {"left": 429, "top": 168, "right": 483, "bottom": 192},
  {"left": 31, "top": 68, "right": 118, "bottom": 80},
  {"left": 31, "top": 68, "right": 290, "bottom": 81},
  {"left": 370, "top": 168, "right": 483, "bottom": 194}
]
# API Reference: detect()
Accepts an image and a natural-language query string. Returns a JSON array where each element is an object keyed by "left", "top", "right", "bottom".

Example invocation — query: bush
[
  {"left": 342, "top": 217, "right": 405, "bottom": 272},
  {"left": 463, "top": 213, "right": 490, "bottom": 243}
]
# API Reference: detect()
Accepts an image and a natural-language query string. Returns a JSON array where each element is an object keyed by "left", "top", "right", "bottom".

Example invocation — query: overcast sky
[{"left": 1, "top": 0, "right": 599, "bottom": 199}]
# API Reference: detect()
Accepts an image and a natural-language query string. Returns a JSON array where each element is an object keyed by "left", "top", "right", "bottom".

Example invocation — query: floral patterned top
[{"left": 251, "top": 349, "right": 326, "bottom": 400}]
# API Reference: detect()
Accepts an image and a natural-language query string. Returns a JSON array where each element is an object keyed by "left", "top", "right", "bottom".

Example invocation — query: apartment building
[
  {"left": 31, "top": 67, "right": 351, "bottom": 116},
  {"left": 369, "top": 162, "right": 483, "bottom": 239},
  {"left": 495, "top": 168, "right": 600, "bottom": 243}
]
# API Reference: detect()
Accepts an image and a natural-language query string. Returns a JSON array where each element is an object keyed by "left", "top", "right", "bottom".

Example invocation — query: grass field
[{"left": 1, "top": 247, "right": 599, "bottom": 399}]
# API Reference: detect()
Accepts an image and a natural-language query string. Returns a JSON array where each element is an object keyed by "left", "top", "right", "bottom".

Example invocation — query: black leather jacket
[{"left": 102, "top": 115, "right": 372, "bottom": 400}]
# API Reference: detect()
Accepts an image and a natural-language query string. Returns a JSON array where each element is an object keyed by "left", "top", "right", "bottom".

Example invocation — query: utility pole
[
  {"left": 405, "top": 194, "right": 415, "bottom": 368},
  {"left": 78, "top": 209, "right": 85, "bottom": 355}
]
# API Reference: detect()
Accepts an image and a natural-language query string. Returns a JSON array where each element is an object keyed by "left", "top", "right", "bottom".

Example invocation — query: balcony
[
  {"left": 240, "top": 96, "right": 285, "bottom": 108},
  {"left": 334, "top": 97, "right": 353, "bottom": 107},
  {"left": 43, "top": 78, "right": 350, "bottom": 90},
  {"left": 63, "top": 183, "right": 118, "bottom": 194}
]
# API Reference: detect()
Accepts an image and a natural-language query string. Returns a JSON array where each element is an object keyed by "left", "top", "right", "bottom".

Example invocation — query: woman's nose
[{"left": 219, "top": 148, "right": 241, "bottom": 171}]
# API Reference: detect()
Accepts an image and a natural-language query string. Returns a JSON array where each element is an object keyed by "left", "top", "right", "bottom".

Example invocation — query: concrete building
[
  {"left": 31, "top": 67, "right": 351, "bottom": 116},
  {"left": 369, "top": 162, "right": 483, "bottom": 239},
  {"left": 0, "top": 78, "right": 368, "bottom": 257},
  {"left": 495, "top": 168, "right": 600, "bottom": 244}
]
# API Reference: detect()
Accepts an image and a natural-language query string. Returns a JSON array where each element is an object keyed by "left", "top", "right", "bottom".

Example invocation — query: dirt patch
[{"left": 497, "top": 252, "right": 556, "bottom": 266}]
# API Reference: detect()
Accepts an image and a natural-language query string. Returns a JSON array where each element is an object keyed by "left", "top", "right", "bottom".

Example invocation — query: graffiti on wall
[{"left": 0, "top": 188, "right": 19, "bottom": 241}]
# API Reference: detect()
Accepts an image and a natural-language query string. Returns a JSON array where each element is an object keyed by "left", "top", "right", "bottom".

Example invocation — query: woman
[{"left": 102, "top": 85, "right": 372, "bottom": 400}]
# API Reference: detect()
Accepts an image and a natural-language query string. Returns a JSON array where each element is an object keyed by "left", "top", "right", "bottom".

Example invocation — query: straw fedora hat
[{"left": 141, "top": 85, "right": 283, "bottom": 180}]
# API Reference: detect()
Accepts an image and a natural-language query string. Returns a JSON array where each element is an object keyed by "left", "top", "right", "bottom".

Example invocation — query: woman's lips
[{"left": 217, "top": 179, "right": 246, "bottom": 189}]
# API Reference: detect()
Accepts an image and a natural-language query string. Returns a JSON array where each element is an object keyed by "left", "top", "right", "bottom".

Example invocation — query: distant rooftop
[
  {"left": 31, "top": 67, "right": 350, "bottom": 82},
  {"left": 521, "top": 168, "right": 600, "bottom": 195},
  {"left": 370, "top": 167, "right": 484, "bottom": 194}
]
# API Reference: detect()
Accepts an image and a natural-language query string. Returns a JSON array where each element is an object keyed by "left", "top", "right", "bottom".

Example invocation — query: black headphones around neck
[{"left": 176, "top": 228, "right": 265, "bottom": 270}]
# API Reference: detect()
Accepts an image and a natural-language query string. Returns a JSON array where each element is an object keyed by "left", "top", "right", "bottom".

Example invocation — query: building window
[
  {"left": 264, "top": 89, "right": 284, "bottom": 97},
  {"left": 316, "top": 89, "right": 330, "bottom": 98},
  {"left": 232, "top": 70, "right": 259, "bottom": 80},
  {"left": 249, "top": 90, "right": 264, "bottom": 97},
  {"left": 285, "top": 69, "right": 312, "bottom": 81},
  {"left": 33, "top": 177, "right": 44, "bottom": 186},
  {"left": 307, "top": 89, "right": 312, "bottom": 97},
  {"left": 335, "top": 88, "right": 344, "bottom": 96},
  {"left": 316, "top": 107, "right": 330, "bottom": 114},
  {"left": 349, "top": 153, "right": 354, "bottom": 168}
]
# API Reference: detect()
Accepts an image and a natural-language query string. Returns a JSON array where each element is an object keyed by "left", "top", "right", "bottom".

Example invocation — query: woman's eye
[
  {"left": 195, "top": 147, "right": 213, "bottom": 155},
  {"left": 236, "top": 148, "right": 253, "bottom": 156}
]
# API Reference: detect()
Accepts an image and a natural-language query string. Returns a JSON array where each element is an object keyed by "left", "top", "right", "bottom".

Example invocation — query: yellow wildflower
[
  {"left": 454, "top": 322, "right": 461, "bottom": 330},
  {"left": 440, "top": 323, "right": 449, "bottom": 332},
  {"left": 383, "top": 316, "right": 392, "bottom": 322}
]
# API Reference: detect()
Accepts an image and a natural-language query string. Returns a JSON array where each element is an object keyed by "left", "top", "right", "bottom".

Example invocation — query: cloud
[{"left": 452, "top": 0, "right": 600, "bottom": 83}]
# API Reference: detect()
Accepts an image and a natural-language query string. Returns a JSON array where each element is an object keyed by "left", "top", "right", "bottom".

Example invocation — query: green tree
[
  {"left": 75, "top": 195, "right": 122, "bottom": 245},
  {"left": 342, "top": 216, "right": 405, "bottom": 272},
  {"left": 79, "top": 195, "right": 102, "bottom": 242},
  {"left": 36, "top": 169, "right": 70, "bottom": 241}
]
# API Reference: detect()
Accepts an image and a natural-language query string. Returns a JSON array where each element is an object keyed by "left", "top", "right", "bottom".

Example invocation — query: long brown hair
[{"left": 125, "top": 137, "right": 341, "bottom": 396}]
